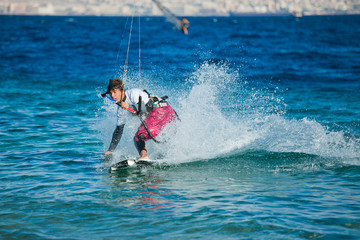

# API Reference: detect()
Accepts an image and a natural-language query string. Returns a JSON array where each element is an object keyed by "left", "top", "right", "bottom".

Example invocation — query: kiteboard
[{"left": 110, "top": 158, "right": 157, "bottom": 172}]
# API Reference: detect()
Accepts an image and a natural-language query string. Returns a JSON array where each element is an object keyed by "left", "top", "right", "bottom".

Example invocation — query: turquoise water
[{"left": 1, "top": 15, "right": 360, "bottom": 239}]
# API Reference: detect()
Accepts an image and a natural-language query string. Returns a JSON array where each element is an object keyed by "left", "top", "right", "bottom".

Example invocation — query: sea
[{"left": 0, "top": 15, "right": 360, "bottom": 239}]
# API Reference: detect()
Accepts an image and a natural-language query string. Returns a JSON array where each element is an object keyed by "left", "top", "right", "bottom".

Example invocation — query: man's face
[{"left": 110, "top": 88, "right": 123, "bottom": 102}]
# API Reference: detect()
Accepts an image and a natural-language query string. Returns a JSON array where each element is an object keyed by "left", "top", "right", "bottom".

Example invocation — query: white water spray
[{"left": 158, "top": 62, "right": 360, "bottom": 164}]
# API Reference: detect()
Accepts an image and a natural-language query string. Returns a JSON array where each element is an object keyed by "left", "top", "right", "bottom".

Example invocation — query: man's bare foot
[{"left": 137, "top": 150, "right": 149, "bottom": 160}]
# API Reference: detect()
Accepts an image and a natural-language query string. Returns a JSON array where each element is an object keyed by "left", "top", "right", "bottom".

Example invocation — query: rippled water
[{"left": 1, "top": 15, "right": 360, "bottom": 239}]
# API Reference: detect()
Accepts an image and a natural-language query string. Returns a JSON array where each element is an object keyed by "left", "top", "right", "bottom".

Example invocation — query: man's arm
[{"left": 107, "top": 124, "right": 125, "bottom": 152}]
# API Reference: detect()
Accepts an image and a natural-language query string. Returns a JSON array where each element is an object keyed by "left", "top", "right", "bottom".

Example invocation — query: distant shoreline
[
  {"left": 1, "top": 13, "right": 359, "bottom": 17},
  {"left": 230, "top": 12, "right": 360, "bottom": 17}
]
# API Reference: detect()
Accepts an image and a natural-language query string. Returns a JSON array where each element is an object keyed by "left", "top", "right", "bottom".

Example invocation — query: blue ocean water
[{"left": 1, "top": 15, "right": 360, "bottom": 239}]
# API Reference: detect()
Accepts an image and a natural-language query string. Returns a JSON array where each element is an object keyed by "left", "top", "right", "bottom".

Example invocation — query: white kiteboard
[{"left": 110, "top": 158, "right": 157, "bottom": 172}]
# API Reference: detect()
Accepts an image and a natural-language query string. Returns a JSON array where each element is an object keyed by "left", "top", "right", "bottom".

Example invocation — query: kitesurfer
[
  {"left": 153, "top": 0, "right": 189, "bottom": 35},
  {"left": 179, "top": 18, "right": 189, "bottom": 35},
  {"left": 101, "top": 78, "right": 177, "bottom": 160}
]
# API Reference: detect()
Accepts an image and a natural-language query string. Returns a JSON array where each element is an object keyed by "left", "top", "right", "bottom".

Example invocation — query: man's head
[{"left": 101, "top": 78, "right": 124, "bottom": 98}]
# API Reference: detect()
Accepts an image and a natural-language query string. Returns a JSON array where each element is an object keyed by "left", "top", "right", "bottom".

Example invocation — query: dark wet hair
[{"left": 101, "top": 78, "right": 124, "bottom": 97}]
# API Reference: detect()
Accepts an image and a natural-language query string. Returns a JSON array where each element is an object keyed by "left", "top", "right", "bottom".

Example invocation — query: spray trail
[{"left": 155, "top": 62, "right": 360, "bottom": 164}]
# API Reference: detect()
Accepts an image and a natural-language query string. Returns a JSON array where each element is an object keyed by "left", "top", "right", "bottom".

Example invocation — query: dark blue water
[{"left": 1, "top": 15, "right": 360, "bottom": 239}]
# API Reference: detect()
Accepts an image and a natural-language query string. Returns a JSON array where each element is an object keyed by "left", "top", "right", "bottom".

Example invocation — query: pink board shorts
[{"left": 135, "top": 104, "right": 176, "bottom": 141}]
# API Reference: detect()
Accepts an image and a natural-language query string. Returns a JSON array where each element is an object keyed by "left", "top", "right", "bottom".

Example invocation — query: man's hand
[
  {"left": 102, "top": 151, "right": 112, "bottom": 157},
  {"left": 119, "top": 101, "right": 129, "bottom": 110}
]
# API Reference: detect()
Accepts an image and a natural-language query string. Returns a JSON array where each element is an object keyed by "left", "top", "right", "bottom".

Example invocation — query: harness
[
  {"left": 144, "top": 89, "right": 180, "bottom": 119},
  {"left": 142, "top": 90, "right": 168, "bottom": 112}
]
